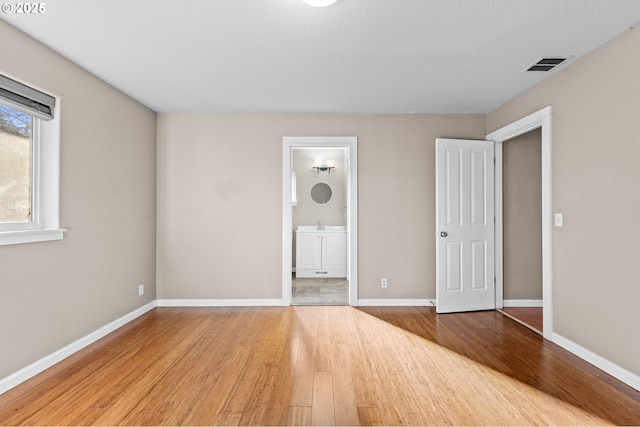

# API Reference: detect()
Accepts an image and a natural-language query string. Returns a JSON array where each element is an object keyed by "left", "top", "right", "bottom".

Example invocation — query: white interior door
[{"left": 436, "top": 138, "right": 495, "bottom": 313}]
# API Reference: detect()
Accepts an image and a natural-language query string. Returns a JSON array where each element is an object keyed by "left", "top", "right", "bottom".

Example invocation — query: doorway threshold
[
  {"left": 292, "top": 277, "right": 349, "bottom": 306},
  {"left": 498, "top": 308, "right": 542, "bottom": 335}
]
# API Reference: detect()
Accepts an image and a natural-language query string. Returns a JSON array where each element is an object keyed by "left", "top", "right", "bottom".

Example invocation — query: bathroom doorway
[
  {"left": 292, "top": 147, "right": 348, "bottom": 305},
  {"left": 281, "top": 137, "right": 358, "bottom": 306}
]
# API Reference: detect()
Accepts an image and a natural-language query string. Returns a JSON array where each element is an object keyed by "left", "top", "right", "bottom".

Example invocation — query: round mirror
[{"left": 310, "top": 182, "right": 332, "bottom": 205}]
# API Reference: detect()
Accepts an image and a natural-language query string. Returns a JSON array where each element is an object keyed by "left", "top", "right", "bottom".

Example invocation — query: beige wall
[
  {"left": 0, "top": 21, "right": 157, "bottom": 379},
  {"left": 292, "top": 148, "right": 346, "bottom": 268},
  {"left": 293, "top": 148, "right": 346, "bottom": 229},
  {"left": 156, "top": 114, "right": 485, "bottom": 300},
  {"left": 488, "top": 28, "right": 640, "bottom": 375},
  {"left": 503, "top": 129, "right": 542, "bottom": 300}
]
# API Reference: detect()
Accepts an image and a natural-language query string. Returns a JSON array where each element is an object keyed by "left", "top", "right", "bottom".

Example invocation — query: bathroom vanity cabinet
[{"left": 295, "top": 227, "right": 347, "bottom": 278}]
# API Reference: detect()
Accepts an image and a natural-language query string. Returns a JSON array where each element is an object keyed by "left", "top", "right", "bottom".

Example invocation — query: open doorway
[
  {"left": 499, "top": 128, "right": 543, "bottom": 334},
  {"left": 281, "top": 137, "right": 358, "bottom": 306},
  {"left": 488, "top": 106, "right": 553, "bottom": 341},
  {"left": 292, "top": 147, "right": 348, "bottom": 305}
]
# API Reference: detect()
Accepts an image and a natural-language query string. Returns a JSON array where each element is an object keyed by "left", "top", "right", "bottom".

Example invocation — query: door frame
[
  {"left": 281, "top": 136, "right": 358, "bottom": 306},
  {"left": 487, "top": 106, "right": 553, "bottom": 340}
]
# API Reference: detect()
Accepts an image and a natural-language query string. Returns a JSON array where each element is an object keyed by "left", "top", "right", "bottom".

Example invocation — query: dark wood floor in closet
[{"left": 501, "top": 306, "right": 543, "bottom": 332}]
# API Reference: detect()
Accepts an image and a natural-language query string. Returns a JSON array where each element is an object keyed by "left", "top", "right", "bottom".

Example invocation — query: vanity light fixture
[
  {"left": 302, "top": 0, "right": 338, "bottom": 7},
  {"left": 313, "top": 159, "right": 335, "bottom": 174}
]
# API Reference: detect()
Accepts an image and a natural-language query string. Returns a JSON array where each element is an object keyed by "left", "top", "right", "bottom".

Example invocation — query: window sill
[{"left": 0, "top": 228, "right": 65, "bottom": 246}]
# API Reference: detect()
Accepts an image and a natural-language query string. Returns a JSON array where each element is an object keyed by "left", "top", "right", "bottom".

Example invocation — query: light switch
[{"left": 554, "top": 213, "right": 563, "bottom": 227}]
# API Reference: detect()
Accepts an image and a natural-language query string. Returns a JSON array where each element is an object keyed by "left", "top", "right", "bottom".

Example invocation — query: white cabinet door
[
  {"left": 296, "top": 232, "right": 322, "bottom": 270},
  {"left": 436, "top": 138, "right": 495, "bottom": 313},
  {"left": 322, "top": 233, "right": 347, "bottom": 271}
]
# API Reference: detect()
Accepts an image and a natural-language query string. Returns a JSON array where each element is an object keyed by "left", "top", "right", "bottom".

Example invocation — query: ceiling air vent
[{"left": 524, "top": 57, "right": 568, "bottom": 72}]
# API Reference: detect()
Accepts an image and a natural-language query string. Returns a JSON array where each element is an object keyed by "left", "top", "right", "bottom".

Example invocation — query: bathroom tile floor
[{"left": 291, "top": 276, "right": 349, "bottom": 305}]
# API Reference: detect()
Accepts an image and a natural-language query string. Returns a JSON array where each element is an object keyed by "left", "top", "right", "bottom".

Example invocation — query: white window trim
[{"left": 0, "top": 97, "right": 64, "bottom": 246}]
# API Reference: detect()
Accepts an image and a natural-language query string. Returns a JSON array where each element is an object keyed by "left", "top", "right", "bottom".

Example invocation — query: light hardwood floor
[{"left": 0, "top": 306, "right": 639, "bottom": 425}]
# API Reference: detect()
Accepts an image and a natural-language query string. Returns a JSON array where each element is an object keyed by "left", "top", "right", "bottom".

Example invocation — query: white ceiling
[{"left": 3, "top": 0, "right": 640, "bottom": 114}]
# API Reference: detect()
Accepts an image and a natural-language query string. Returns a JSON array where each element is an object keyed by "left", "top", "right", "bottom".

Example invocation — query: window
[
  {"left": 0, "top": 73, "right": 63, "bottom": 245},
  {"left": 0, "top": 105, "right": 36, "bottom": 227}
]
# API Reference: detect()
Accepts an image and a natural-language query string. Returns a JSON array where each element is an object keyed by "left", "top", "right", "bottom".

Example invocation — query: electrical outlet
[
  {"left": 554, "top": 213, "right": 563, "bottom": 227},
  {"left": 381, "top": 278, "right": 388, "bottom": 288},
  {"left": 138, "top": 284, "right": 145, "bottom": 296}
]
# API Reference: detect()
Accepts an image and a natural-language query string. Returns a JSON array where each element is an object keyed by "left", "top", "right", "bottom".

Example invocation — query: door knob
[{"left": 440, "top": 231, "right": 448, "bottom": 237}]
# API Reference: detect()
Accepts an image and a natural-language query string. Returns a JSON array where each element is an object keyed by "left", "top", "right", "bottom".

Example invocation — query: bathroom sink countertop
[{"left": 296, "top": 225, "right": 346, "bottom": 232}]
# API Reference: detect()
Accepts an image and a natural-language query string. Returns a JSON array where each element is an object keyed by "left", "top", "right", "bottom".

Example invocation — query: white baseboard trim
[
  {"left": 503, "top": 299, "right": 543, "bottom": 307},
  {"left": 552, "top": 333, "right": 640, "bottom": 392},
  {"left": 0, "top": 301, "right": 156, "bottom": 396},
  {"left": 156, "top": 299, "right": 285, "bottom": 307},
  {"left": 357, "top": 299, "right": 436, "bottom": 307}
]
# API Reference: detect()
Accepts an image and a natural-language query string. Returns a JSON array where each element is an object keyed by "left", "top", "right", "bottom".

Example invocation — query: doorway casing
[
  {"left": 487, "top": 106, "right": 552, "bottom": 340},
  {"left": 282, "top": 136, "right": 358, "bottom": 306}
]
